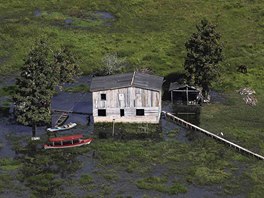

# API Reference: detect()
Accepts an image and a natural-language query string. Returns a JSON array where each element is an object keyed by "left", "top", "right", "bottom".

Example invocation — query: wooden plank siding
[{"left": 93, "top": 87, "right": 162, "bottom": 123}]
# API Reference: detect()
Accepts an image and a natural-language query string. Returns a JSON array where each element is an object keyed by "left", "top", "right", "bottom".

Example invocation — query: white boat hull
[{"left": 47, "top": 123, "right": 77, "bottom": 132}]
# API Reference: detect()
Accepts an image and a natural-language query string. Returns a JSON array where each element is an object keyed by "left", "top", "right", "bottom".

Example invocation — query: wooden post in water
[
  {"left": 112, "top": 119, "right": 115, "bottom": 137},
  {"left": 186, "top": 86, "right": 189, "bottom": 105}
]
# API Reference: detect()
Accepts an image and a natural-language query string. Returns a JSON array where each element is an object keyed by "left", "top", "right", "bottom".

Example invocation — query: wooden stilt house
[{"left": 90, "top": 72, "right": 164, "bottom": 123}]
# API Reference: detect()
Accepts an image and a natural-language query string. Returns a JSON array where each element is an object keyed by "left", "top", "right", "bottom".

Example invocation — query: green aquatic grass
[
  {"left": 200, "top": 92, "right": 264, "bottom": 154},
  {"left": 188, "top": 167, "right": 231, "bottom": 185},
  {"left": 0, "top": 85, "right": 16, "bottom": 97},
  {"left": 167, "top": 128, "right": 179, "bottom": 138},
  {"left": 245, "top": 162, "right": 264, "bottom": 198},
  {"left": 64, "top": 84, "right": 90, "bottom": 93},
  {"left": 0, "top": 174, "right": 12, "bottom": 193},
  {"left": 79, "top": 174, "right": 93, "bottom": 185},
  {"left": 3, "top": 130, "right": 263, "bottom": 197},
  {"left": 100, "top": 170, "right": 119, "bottom": 182},
  {"left": 136, "top": 176, "right": 187, "bottom": 195},
  {"left": 0, "top": 158, "right": 21, "bottom": 171},
  {"left": 79, "top": 174, "right": 95, "bottom": 191}
]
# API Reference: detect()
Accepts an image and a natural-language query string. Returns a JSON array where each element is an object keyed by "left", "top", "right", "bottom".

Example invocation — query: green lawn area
[{"left": 0, "top": 0, "right": 264, "bottom": 80}]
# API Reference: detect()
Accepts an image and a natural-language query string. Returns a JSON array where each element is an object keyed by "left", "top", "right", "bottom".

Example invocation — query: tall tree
[
  {"left": 13, "top": 41, "right": 81, "bottom": 137},
  {"left": 13, "top": 40, "right": 56, "bottom": 137},
  {"left": 184, "top": 19, "right": 223, "bottom": 100}
]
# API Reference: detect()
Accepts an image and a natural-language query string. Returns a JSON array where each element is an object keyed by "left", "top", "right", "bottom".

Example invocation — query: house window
[
  {"left": 136, "top": 109, "right": 144, "bottom": 116},
  {"left": 120, "top": 109, "right": 124, "bottom": 117},
  {"left": 101, "top": 94, "right": 106, "bottom": 100},
  {"left": 98, "top": 109, "right": 106, "bottom": 116}
]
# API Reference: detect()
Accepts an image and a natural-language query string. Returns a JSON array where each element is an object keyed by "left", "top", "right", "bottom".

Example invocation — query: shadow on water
[
  {"left": 162, "top": 101, "right": 202, "bottom": 142},
  {"left": 172, "top": 104, "right": 201, "bottom": 126},
  {"left": 95, "top": 123, "right": 162, "bottom": 140}
]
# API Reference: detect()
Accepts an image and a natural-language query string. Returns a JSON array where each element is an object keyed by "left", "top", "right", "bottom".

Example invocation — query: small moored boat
[
  {"left": 44, "top": 134, "right": 93, "bottom": 149},
  {"left": 47, "top": 122, "right": 77, "bottom": 132}
]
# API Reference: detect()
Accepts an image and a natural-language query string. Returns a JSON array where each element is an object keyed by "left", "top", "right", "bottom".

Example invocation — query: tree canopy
[
  {"left": 184, "top": 19, "right": 223, "bottom": 99},
  {"left": 54, "top": 47, "right": 82, "bottom": 84},
  {"left": 13, "top": 40, "right": 80, "bottom": 137}
]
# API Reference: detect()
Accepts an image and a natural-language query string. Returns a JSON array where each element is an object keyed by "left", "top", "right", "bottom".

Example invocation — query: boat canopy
[{"left": 48, "top": 134, "right": 83, "bottom": 142}]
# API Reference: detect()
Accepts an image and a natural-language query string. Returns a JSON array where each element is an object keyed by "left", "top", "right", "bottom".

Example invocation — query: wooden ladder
[{"left": 55, "top": 112, "right": 69, "bottom": 127}]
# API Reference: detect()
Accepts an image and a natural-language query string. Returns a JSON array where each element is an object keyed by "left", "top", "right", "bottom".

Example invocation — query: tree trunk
[
  {"left": 202, "top": 84, "right": 210, "bottom": 102},
  {"left": 32, "top": 123, "right": 37, "bottom": 137},
  {"left": 48, "top": 102, "right": 52, "bottom": 128}
]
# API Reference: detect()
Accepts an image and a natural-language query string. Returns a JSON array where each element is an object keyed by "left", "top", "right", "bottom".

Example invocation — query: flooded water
[
  {"left": 96, "top": 11, "right": 115, "bottom": 19},
  {"left": 210, "top": 90, "right": 226, "bottom": 104},
  {"left": 34, "top": 9, "right": 41, "bottom": 17},
  {"left": 162, "top": 100, "right": 202, "bottom": 143},
  {"left": 0, "top": 75, "right": 93, "bottom": 158},
  {"left": 0, "top": 75, "right": 243, "bottom": 197},
  {"left": 64, "top": 18, "right": 73, "bottom": 25},
  {"left": 32, "top": 8, "right": 115, "bottom": 30}
]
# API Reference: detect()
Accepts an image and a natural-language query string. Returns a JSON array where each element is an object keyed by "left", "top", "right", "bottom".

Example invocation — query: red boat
[{"left": 44, "top": 134, "right": 93, "bottom": 149}]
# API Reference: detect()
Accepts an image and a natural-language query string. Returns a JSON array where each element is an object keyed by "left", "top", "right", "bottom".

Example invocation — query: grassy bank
[{"left": 0, "top": 1, "right": 264, "bottom": 82}]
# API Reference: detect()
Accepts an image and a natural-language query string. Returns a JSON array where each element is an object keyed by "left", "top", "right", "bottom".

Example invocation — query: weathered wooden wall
[{"left": 93, "top": 87, "right": 162, "bottom": 123}]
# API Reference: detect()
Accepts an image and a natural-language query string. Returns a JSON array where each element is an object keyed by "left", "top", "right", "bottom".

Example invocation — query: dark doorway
[{"left": 120, "top": 109, "right": 124, "bottom": 117}]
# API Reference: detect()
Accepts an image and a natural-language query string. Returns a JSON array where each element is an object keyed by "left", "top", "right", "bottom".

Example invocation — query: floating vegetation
[
  {"left": 0, "top": 85, "right": 16, "bottom": 97},
  {"left": 166, "top": 128, "right": 179, "bottom": 138},
  {"left": 136, "top": 176, "right": 187, "bottom": 195},
  {"left": 64, "top": 84, "right": 90, "bottom": 93},
  {"left": 187, "top": 167, "right": 231, "bottom": 185},
  {"left": 79, "top": 174, "right": 93, "bottom": 186},
  {"left": 0, "top": 158, "right": 21, "bottom": 171}
]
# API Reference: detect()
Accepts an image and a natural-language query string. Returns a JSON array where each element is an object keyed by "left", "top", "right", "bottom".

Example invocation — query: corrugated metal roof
[
  {"left": 90, "top": 72, "right": 163, "bottom": 92},
  {"left": 169, "top": 82, "right": 200, "bottom": 92}
]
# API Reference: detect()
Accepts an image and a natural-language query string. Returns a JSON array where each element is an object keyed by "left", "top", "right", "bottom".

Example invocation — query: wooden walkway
[{"left": 162, "top": 111, "right": 264, "bottom": 160}]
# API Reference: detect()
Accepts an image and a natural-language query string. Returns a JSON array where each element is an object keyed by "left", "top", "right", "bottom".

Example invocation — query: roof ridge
[{"left": 131, "top": 71, "right": 136, "bottom": 86}]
